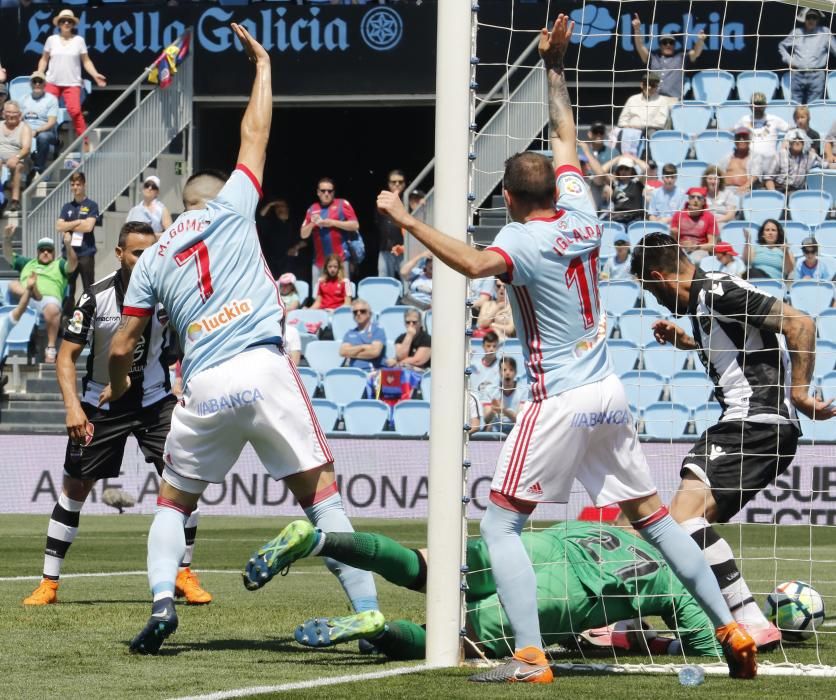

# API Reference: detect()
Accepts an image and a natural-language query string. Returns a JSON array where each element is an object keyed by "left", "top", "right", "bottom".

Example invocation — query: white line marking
[
  {"left": 0, "top": 569, "right": 328, "bottom": 582},
  {"left": 167, "top": 664, "right": 431, "bottom": 700}
]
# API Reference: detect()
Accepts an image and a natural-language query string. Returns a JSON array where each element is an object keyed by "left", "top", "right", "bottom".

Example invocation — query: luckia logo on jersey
[{"left": 188, "top": 299, "right": 253, "bottom": 343}]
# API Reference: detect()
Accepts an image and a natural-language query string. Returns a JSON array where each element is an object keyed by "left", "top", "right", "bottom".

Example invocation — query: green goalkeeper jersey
[{"left": 466, "top": 521, "right": 720, "bottom": 658}]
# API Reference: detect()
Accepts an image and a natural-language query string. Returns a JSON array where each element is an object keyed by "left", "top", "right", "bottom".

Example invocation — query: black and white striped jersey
[
  {"left": 686, "top": 271, "right": 798, "bottom": 426},
  {"left": 62, "top": 270, "right": 172, "bottom": 411}
]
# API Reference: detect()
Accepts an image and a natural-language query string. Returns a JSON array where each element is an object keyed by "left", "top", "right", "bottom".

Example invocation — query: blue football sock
[
  {"left": 147, "top": 504, "right": 187, "bottom": 602},
  {"left": 479, "top": 501, "right": 542, "bottom": 651},
  {"left": 635, "top": 510, "right": 732, "bottom": 627},
  {"left": 304, "top": 492, "right": 379, "bottom": 613}
]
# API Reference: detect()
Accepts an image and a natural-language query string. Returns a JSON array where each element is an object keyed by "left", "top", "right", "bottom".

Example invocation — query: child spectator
[
  {"left": 400, "top": 251, "right": 433, "bottom": 310},
  {"left": 743, "top": 219, "right": 794, "bottom": 280},
  {"left": 601, "top": 239, "right": 633, "bottom": 280},
  {"left": 278, "top": 272, "right": 301, "bottom": 312},
  {"left": 702, "top": 165, "right": 738, "bottom": 225},
  {"left": 311, "top": 253, "right": 351, "bottom": 311},
  {"left": 795, "top": 236, "right": 836, "bottom": 280},
  {"left": 711, "top": 242, "right": 747, "bottom": 277},
  {"left": 670, "top": 187, "right": 718, "bottom": 262},
  {"left": 483, "top": 357, "right": 527, "bottom": 434},
  {"left": 475, "top": 279, "right": 515, "bottom": 339},
  {"left": 125, "top": 175, "right": 172, "bottom": 233},
  {"left": 791, "top": 105, "right": 821, "bottom": 155},
  {"left": 469, "top": 330, "right": 500, "bottom": 405}
]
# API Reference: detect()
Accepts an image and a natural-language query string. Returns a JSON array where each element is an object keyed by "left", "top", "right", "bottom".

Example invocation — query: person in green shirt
[
  {"left": 243, "top": 520, "right": 721, "bottom": 661},
  {"left": 2, "top": 222, "right": 76, "bottom": 363}
]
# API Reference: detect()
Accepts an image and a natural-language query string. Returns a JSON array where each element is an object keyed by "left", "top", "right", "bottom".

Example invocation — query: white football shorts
[
  {"left": 491, "top": 373, "right": 656, "bottom": 506},
  {"left": 163, "top": 345, "right": 333, "bottom": 491}
]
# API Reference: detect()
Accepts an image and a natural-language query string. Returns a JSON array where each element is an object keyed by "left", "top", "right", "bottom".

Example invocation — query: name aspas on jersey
[
  {"left": 63, "top": 271, "right": 171, "bottom": 410},
  {"left": 687, "top": 271, "right": 797, "bottom": 425},
  {"left": 485, "top": 164, "right": 611, "bottom": 401}
]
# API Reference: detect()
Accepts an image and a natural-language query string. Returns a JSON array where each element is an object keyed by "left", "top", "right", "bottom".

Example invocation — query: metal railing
[{"left": 21, "top": 40, "right": 194, "bottom": 253}]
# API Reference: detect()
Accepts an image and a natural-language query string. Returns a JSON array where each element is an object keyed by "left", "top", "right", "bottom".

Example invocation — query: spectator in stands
[
  {"left": 284, "top": 322, "right": 302, "bottom": 366},
  {"left": 606, "top": 156, "right": 645, "bottom": 224},
  {"left": 765, "top": 128, "right": 820, "bottom": 194},
  {"left": 125, "top": 175, "right": 172, "bottom": 234},
  {"left": 311, "top": 253, "right": 351, "bottom": 311},
  {"left": 2, "top": 223, "right": 77, "bottom": 363},
  {"left": 0, "top": 61, "right": 6, "bottom": 85},
  {"left": 376, "top": 169, "right": 406, "bottom": 279},
  {"left": 469, "top": 277, "right": 495, "bottom": 314},
  {"left": 0, "top": 100, "right": 31, "bottom": 212},
  {"left": 469, "top": 330, "right": 500, "bottom": 405},
  {"left": 631, "top": 14, "right": 706, "bottom": 103},
  {"left": 743, "top": 219, "right": 794, "bottom": 280},
  {"left": 601, "top": 239, "right": 633, "bottom": 281},
  {"left": 701, "top": 165, "right": 738, "bottom": 225},
  {"left": 19, "top": 71, "right": 58, "bottom": 179},
  {"left": 301, "top": 176, "right": 358, "bottom": 282},
  {"left": 791, "top": 105, "right": 821, "bottom": 155},
  {"left": 711, "top": 242, "right": 747, "bottom": 277},
  {"left": 0, "top": 268, "right": 36, "bottom": 363},
  {"left": 647, "top": 163, "right": 686, "bottom": 224},
  {"left": 0, "top": 83, "right": 7, "bottom": 114},
  {"left": 719, "top": 127, "right": 758, "bottom": 194},
  {"left": 824, "top": 121, "right": 836, "bottom": 166},
  {"left": 467, "top": 391, "right": 483, "bottom": 433},
  {"left": 38, "top": 9, "right": 106, "bottom": 141},
  {"left": 577, "top": 122, "right": 618, "bottom": 212},
  {"left": 475, "top": 279, "right": 515, "bottom": 339},
  {"left": 779, "top": 8, "right": 836, "bottom": 104},
  {"left": 734, "top": 92, "right": 789, "bottom": 163},
  {"left": 56, "top": 171, "right": 98, "bottom": 305},
  {"left": 400, "top": 251, "right": 433, "bottom": 310},
  {"left": 795, "top": 236, "right": 836, "bottom": 280},
  {"left": 257, "top": 197, "right": 307, "bottom": 281},
  {"left": 408, "top": 188, "right": 427, "bottom": 222},
  {"left": 340, "top": 298, "right": 386, "bottom": 371},
  {"left": 387, "top": 307, "right": 431, "bottom": 370},
  {"left": 616, "top": 72, "right": 670, "bottom": 153},
  {"left": 483, "top": 357, "right": 526, "bottom": 434},
  {"left": 279, "top": 272, "right": 301, "bottom": 312},
  {"left": 670, "top": 187, "right": 717, "bottom": 263}
]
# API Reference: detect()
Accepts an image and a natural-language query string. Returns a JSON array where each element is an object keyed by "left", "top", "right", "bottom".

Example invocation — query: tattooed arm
[{"left": 540, "top": 15, "right": 582, "bottom": 172}]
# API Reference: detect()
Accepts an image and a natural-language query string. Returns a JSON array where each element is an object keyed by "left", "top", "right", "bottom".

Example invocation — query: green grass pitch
[{"left": 1, "top": 514, "right": 834, "bottom": 699}]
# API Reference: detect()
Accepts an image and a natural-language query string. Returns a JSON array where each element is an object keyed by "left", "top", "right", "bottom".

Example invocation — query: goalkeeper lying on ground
[{"left": 244, "top": 520, "right": 722, "bottom": 660}]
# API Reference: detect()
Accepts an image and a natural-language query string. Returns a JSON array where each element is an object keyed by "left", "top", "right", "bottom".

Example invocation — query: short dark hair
[
  {"left": 662, "top": 163, "right": 678, "bottom": 176},
  {"left": 757, "top": 218, "right": 785, "bottom": 245},
  {"left": 502, "top": 152, "right": 555, "bottom": 208},
  {"left": 185, "top": 168, "right": 228, "bottom": 189},
  {"left": 69, "top": 171, "right": 86, "bottom": 184},
  {"left": 483, "top": 330, "right": 499, "bottom": 346},
  {"left": 501, "top": 356, "right": 518, "bottom": 373},
  {"left": 629, "top": 232, "right": 689, "bottom": 280},
  {"left": 318, "top": 176, "right": 335, "bottom": 189},
  {"left": 119, "top": 221, "right": 156, "bottom": 247}
]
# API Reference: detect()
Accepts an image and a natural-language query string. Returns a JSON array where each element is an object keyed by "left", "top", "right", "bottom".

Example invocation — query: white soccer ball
[{"left": 762, "top": 580, "right": 825, "bottom": 641}]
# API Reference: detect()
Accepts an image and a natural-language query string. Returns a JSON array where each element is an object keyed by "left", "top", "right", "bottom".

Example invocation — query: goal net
[{"left": 457, "top": 0, "right": 836, "bottom": 676}]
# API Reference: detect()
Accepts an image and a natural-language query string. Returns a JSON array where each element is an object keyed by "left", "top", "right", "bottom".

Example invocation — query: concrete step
[
  {"left": 4, "top": 400, "right": 64, "bottom": 411},
  {"left": 24, "top": 377, "right": 77, "bottom": 394},
  {"left": 0, "top": 406, "right": 66, "bottom": 424},
  {"left": 0, "top": 422, "right": 64, "bottom": 435},
  {"left": 7, "top": 392, "right": 64, "bottom": 402}
]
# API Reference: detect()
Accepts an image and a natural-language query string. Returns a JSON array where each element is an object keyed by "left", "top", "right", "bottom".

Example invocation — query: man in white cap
[
  {"left": 19, "top": 71, "right": 59, "bottom": 177},
  {"left": 126, "top": 175, "right": 172, "bottom": 234}
]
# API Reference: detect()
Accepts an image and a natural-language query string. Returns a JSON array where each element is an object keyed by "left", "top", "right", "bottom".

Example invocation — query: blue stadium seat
[
  {"left": 827, "top": 74, "right": 836, "bottom": 100},
  {"left": 807, "top": 100, "right": 836, "bottom": 134},
  {"left": 421, "top": 370, "right": 432, "bottom": 402},
  {"left": 642, "top": 342, "right": 686, "bottom": 378},
  {"left": 780, "top": 72, "right": 792, "bottom": 100},
  {"left": 627, "top": 221, "right": 669, "bottom": 247},
  {"left": 649, "top": 130, "right": 691, "bottom": 166},
  {"left": 670, "top": 102, "right": 713, "bottom": 135},
  {"left": 718, "top": 220, "right": 749, "bottom": 252},
  {"left": 699, "top": 256, "right": 722, "bottom": 272},
  {"left": 814, "top": 221, "right": 836, "bottom": 258},
  {"left": 1, "top": 308, "right": 37, "bottom": 358},
  {"left": 669, "top": 370, "right": 715, "bottom": 408},
  {"left": 815, "top": 339, "right": 836, "bottom": 380},
  {"left": 392, "top": 400, "right": 431, "bottom": 436},
  {"left": 784, "top": 221, "right": 812, "bottom": 258},
  {"left": 295, "top": 280, "right": 310, "bottom": 303},
  {"left": 296, "top": 366, "right": 319, "bottom": 399},
  {"left": 740, "top": 191, "right": 786, "bottom": 227},
  {"left": 287, "top": 308, "right": 330, "bottom": 334},
  {"left": 343, "top": 399, "right": 390, "bottom": 435},
  {"left": 806, "top": 169, "right": 836, "bottom": 206},
  {"left": 311, "top": 399, "right": 340, "bottom": 432},
  {"left": 377, "top": 305, "right": 414, "bottom": 344},
  {"left": 692, "top": 70, "right": 735, "bottom": 104},
  {"left": 601, "top": 280, "right": 641, "bottom": 317},
  {"left": 600, "top": 221, "right": 627, "bottom": 259},
  {"left": 676, "top": 160, "right": 708, "bottom": 191},
  {"left": 323, "top": 367, "right": 369, "bottom": 405},
  {"left": 642, "top": 402, "right": 691, "bottom": 439},
  {"left": 8, "top": 76, "right": 31, "bottom": 103},
  {"left": 693, "top": 130, "right": 735, "bottom": 164},
  {"left": 608, "top": 339, "right": 640, "bottom": 376},
  {"left": 620, "top": 370, "right": 667, "bottom": 411},
  {"left": 642, "top": 289, "right": 670, "bottom": 316},
  {"left": 714, "top": 101, "right": 751, "bottom": 131},
  {"left": 818, "top": 308, "right": 836, "bottom": 340},
  {"left": 329, "top": 306, "right": 355, "bottom": 344},
  {"left": 789, "top": 190, "right": 832, "bottom": 228},
  {"left": 820, "top": 370, "right": 836, "bottom": 401},
  {"left": 766, "top": 100, "right": 798, "bottom": 126},
  {"left": 304, "top": 340, "right": 343, "bottom": 375},
  {"left": 789, "top": 280, "right": 835, "bottom": 317},
  {"left": 798, "top": 412, "right": 836, "bottom": 442},
  {"left": 618, "top": 309, "right": 663, "bottom": 346},
  {"left": 736, "top": 70, "right": 779, "bottom": 102},
  {"left": 0, "top": 280, "right": 9, "bottom": 306},
  {"left": 357, "top": 277, "right": 401, "bottom": 313},
  {"left": 692, "top": 402, "right": 722, "bottom": 434},
  {"left": 424, "top": 309, "right": 432, "bottom": 335},
  {"left": 749, "top": 279, "right": 786, "bottom": 298}
]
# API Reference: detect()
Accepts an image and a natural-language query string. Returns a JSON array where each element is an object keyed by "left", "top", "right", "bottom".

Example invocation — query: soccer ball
[{"left": 762, "top": 580, "right": 825, "bottom": 641}]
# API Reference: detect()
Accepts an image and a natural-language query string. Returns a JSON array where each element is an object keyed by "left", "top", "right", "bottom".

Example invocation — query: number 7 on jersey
[{"left": 175, "top": 240, "right": 214, "bottom": 303}]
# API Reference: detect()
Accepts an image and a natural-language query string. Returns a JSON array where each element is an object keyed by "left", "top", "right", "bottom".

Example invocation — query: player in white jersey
[
  {"left": 377, "top": 15, "right": 755, "bottom": 683},
  {"left": 106, "top": 24, "right": 378, "bottom": 655}
]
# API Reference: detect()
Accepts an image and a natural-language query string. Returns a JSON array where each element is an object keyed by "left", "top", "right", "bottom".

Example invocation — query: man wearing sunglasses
[
  {"left": 794, "top": 236, "right": 836, "bottom": 281},
  {"left": 631, "top": 14, "right": 706, "bottom": 103},
  {"left": 19, "top": 71, "right": 59, "bottom": 178},
  {"left": 301, "top": 177, "right": 359, "bottom": 283},
  {"left": 339, "top": 299, "right": 386, "bottom": 371},
  {"left": 671, "top": 186, "right": 718, "bottom": 263},
  {"left": 375, "top": 169, "right": 407, "bottom": 279}
]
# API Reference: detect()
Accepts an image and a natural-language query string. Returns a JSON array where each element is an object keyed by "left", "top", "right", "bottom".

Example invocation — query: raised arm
[
  {"left": 631, "top": 14, "right": 650, "bottom": 64},
  {"left": 232, "top": 23, "right": 272, "bottom": 187},
  {"left": 687, "top": 30, "right": 707, "bottom": 62},
  {"left": 541, "top": 15, "right": 581, "bottom": 172}
]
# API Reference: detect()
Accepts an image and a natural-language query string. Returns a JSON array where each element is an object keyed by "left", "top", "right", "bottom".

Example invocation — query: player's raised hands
[
  {"left": 377, "top": 190, "right": 411, "bottom": 228},
  {"left": 539, "top": 14, "right": 574, "bottom": 66},
  {"left": 232, "top": 23, "right": 269, "bottom": 65}
]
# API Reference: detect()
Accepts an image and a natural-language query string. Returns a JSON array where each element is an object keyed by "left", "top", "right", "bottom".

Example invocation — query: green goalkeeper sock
[
  {"left": 373, "top": 620, "right": 426, "bottom": 660},
  {"left": 319, "top": 532, "right": 426, "bottom": 590}
]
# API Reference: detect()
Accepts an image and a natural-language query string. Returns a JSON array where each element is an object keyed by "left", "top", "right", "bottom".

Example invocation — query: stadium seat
[
  {"left": 0, "top": 307, "right": 37, "bottom": 358},
  {"left": 765, "top": 99, "right": 798, "bottom": 126},
  {"left": 780, "top": 72, "right": 792, "bottom": 100},
  {"left": 601, "top": 280, "right": 641, "bottom": 317},
  {"left": 675, "top": 160, "right": 708, "bottom": 191},
  {"left": 740, "top": 190, "right": 786, "bottom": 227},
  {"left": 670, "top": 102, "right": 713, "bottom": 136},
  {"left": 642, "top": 402, "right": 691, "bottom": 439},
  {"left": 820, "top": 370, "right": 836, "bottom": 402},
  {"left": 692, "top": 402, "right": 722, "bottom": 435},
  {"left": 377, "top": 305, "right": 414, "bottom": 343},
  {"left": 736, "top": 70, "right": 779, "bottom": 102},
  {"left": 814, "top": 221, "right": 836, "bottom": 258},
  {"left": 642, "top": 289, "right": 670, "bottom": 316},
  {"left": 642, "top": 342, "right": 686, "bottom": 378},
  {"left": 828, "top": 73, "right": 836, "bottom": 101},
  {"left": 649, "top": 130, "right": 691, "bottom": 166},
  {"left": 749, "top": 279, "right": 786, "bottom": 298},
  {"left": 600, "top": 221, "right": 627, "bottom": 259},
  {"left": 8, "top": 76, "right": 31, "bottom": 103},
  {"left": 806, "top": 169, "right": 836, "bottom": 205},
  {"left": 714, "top": 101, "right": 751, "bottom": 131},
  {"left": 323, "top": 367, "right": 369, "bottom": 405},
  {"left": 789, "top": 280, "right": 835, "bottom": 317},
  {"left": 692, "top": 70, "right": 735, "bottom": 104},
  {"left": 424, "top": 309, "right": 432, "bottom": 335},
  {"left": 294, "top": 280, "right": 310, "bottom": 303},
  {"left": 421, "top": 370, "right": 432, "bottom": 402},
  {"left": 0, "top": 280, "right": 9, "bottom": 306},
  {"left": 311, "top": 399, "right": 340, "bottom": 432},
  {"left": 287, "top": 309, "right": 330, "bottom": 334},
  {"left": 617, "top": 308, "right": 663, "bottom": 346},
  {"left": 392, "top": 400, "right": 431, "bottom": 436},
  {"left": 815, "top": 339, "right": 836, "bottom": 380},
  {"left": 798, "top": 411, "right": 836, "bottom": 442},
  {"left": 669, "top": 370, "right": 715, "bottom": 408},
  {"left": 784, "top": 221, "right": 812, "bottom": 258},
  {"left": 296, "top": 366, "right": 319, "bottom": 399},
  {"left": 807, "top": 100, "right": 836, "bottom": 134},
  {"left": 789, "top": 190, "right": 832, "bottom": 228},
  {"left": 620, "top": 370, "right": 667, "bottom": 410},
  {"left": 608, "top": 339, "right": 640, "bottom": 376},
  {"left": 343, "top": 399, "right": 390, "bottom": 435},
  {"left": 627, "top": 220, "right": 668, "bottom": 247},
  {"left": 693, "top": 130, "right": 734, "bottom": 164},
  {"left": 304, "top": 340, "right": 343, "bottom": 375},
  {"left": 699, "top": 256, "right": 722, "bottom": 273},
  {"left": 329, "top": 306, "right": 355, "bottom": 343},
  {"left": 357, "top": 277, "right": 401, "bottom": 313},
  {"left": 718, "top": 220, "right": 749, "bottom": 252},
  {"left": 818, "top": 308, "right": 836, "bottom": 340}
]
